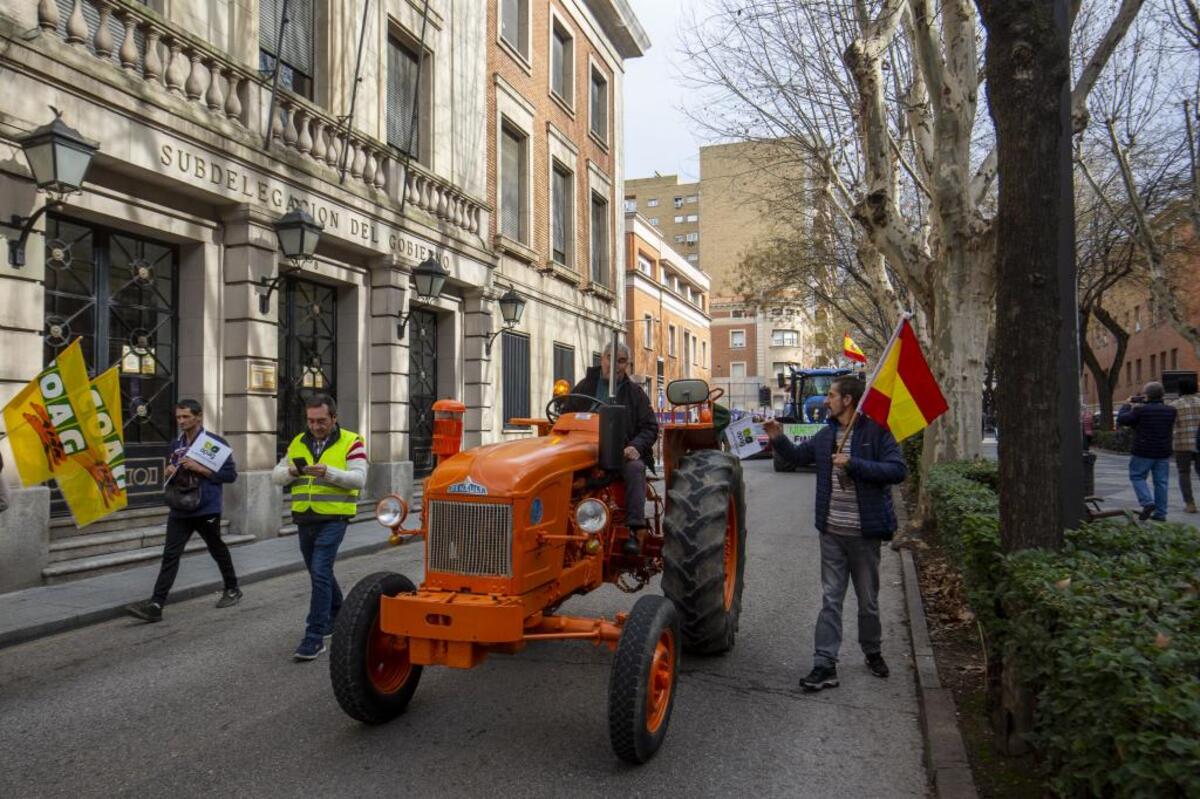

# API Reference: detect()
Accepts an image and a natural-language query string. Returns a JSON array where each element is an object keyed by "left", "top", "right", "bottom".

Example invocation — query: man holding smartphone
[{"left": 271, "top": 393, "right": 367, "bottom": 660}]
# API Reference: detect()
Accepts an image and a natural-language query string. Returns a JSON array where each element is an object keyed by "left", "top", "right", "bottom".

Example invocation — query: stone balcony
[{"left": 29, "top": 0, "right": 487, "bottom": 240}]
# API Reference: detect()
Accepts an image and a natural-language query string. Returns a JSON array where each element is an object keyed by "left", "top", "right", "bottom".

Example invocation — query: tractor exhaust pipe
[{"left": 598, "top": 326, "right": 626, "bottom": 471}]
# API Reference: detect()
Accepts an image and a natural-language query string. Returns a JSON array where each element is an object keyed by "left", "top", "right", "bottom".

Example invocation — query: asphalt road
[{"left": 0, "top": 460, "right": 927, "bottom": 798}]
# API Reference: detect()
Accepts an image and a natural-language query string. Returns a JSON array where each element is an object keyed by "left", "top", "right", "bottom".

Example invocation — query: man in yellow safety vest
[{"left": 272, "top": 393, "right": 367, "bottom": 661}]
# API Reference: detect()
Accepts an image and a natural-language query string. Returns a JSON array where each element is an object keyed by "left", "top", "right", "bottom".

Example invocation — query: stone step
[
  {"left": 42, "top": 532, "right": 255, "bottom": 584},
  {"left": 49, "top": 505, "right": 171, "bottom": 540},
  {"left": 46, "top": 520, "right": 232, "bottom": 564}
]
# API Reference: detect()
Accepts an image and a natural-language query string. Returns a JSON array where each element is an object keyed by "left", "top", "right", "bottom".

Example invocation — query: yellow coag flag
[
  {"left": 57, "top": 366, "right": 128, "bottom": 525},
  {"left": 2, "top": 342, "right": 127, "bottom": 526},
  {"left": 2, "top": 339, "right": 97, "bottom": 485}
]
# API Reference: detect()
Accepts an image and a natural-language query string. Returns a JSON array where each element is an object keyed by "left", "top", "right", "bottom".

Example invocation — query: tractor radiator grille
[{"left": 427, "top": 500, "right": 513, "bottom": 577}]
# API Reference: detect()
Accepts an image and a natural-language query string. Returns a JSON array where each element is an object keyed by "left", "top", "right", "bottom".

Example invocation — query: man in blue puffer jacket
[
  {"left": 1117, "top": 381, "right": 1177, "bottom": 522},
  {"left": 764, "top": 375, "right": 907, "bottom": 693}
]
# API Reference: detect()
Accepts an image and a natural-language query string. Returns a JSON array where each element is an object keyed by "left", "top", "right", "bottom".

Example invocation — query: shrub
[
  {"left": 923, "top": 464, "right": 1200, "bottom": 797},
  {"left": 1093, "top": 428, "right": 1131, "bottom": 453}
]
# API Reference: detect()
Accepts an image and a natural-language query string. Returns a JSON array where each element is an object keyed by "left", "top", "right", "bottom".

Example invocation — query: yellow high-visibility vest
[{"left": 286, "top": 428, "right": 362, "bottom": 516}]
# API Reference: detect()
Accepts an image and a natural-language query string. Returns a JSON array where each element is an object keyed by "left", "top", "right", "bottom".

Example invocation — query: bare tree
[{"left": 680, "top": 0, "right": 1144, "bottom": 470}]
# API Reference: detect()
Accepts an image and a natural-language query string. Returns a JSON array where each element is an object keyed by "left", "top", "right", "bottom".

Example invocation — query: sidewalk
[
  {"left": 982, "top": 437, "right": 1200, "bottom": 529},
  {"left": 0, "top": 518, "right": 412, "bottom": 650}
]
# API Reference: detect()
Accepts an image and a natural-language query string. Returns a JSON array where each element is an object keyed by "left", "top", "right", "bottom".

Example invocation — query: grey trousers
[{"left": 813, "top": 532, "right": 882, "bottom": 669}]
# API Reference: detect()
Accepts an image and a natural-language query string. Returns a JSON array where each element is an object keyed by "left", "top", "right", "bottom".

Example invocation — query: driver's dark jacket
[{"left": 567, "top": 366, "right": 658, "bottom": 471}]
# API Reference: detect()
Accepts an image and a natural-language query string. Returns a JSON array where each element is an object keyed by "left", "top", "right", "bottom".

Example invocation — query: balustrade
[{"left": 36, "top": 0, "right": 488, "bottom": 239}]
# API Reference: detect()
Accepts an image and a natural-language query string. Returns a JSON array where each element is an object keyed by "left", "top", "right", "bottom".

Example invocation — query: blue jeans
[
  {"left": 1129, "top": 456, "right": 1170, "bottom": 520},
  {"left": 297, "top": 519, "right": 347, "bottom": 643}
]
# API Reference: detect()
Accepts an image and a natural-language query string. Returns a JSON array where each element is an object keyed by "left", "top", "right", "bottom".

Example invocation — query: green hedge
[
  {"left": 924, "top": 463, "right": 1200, "bottom": 798},
  {"left": 1093, "top": 428, "right": 1132, "bottom": 453}
]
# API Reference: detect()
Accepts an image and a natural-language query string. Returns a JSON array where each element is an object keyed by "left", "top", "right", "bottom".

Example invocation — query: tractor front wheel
[
  {"left": 330, "top": 571, "right": 423, "bottom": 724},
  {"left": 608, "top": 595, "right": 681, "bottom": 764},
  {"left": 662, "top": 448, "right": 748, "bottom": 653}
]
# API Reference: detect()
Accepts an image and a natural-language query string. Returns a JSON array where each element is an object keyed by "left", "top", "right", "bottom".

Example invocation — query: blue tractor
[{"left": 769, "top": 366, "right": 856, "bottom": 472}]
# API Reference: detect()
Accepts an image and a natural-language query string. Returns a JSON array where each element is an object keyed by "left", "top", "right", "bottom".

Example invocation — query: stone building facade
[
  {"left": 0, "top": 0, "right": 645, "bottom": 592},
  {"left": 623, "top": 212, "right": 710, "bottom": 404}
]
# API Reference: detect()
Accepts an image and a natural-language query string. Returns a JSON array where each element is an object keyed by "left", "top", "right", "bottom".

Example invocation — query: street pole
[{"left": 1055, "top": 0, "right": 1084, "bottom": 530}]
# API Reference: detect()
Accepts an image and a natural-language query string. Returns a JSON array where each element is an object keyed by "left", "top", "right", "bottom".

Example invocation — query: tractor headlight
[
  {"left": 574, "top": 498, "right": 609, "bottom": 533},
  {"left": 376, "top": 494, "right": 409, "bottom": 528}
]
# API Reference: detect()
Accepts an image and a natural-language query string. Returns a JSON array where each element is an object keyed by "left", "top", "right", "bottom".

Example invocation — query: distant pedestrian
[
  {"left": 125, "top": 400, "right": 242, "bottom": 623},
  {"left": 1081, "top": 405, "right": 1094, "bottom": 450},
  {"left": 1169, "top": 378, "right": 1200, "bottom": 513},
  {"left": 272, "top": 394, "right": 367, "bottom": 661},
  {"left": 763, "top": 375, "right": 907, "bottom": 693},
  {"left": 1117, "top": 381, "right": 1177, "bottom": 522}
]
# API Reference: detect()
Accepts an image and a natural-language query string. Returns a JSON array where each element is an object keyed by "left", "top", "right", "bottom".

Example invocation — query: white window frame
[
  {"left": 548, "top": 10, "right": 574, "bottom": 110},
  {"left": 498, "top": 0, "right": 532, "bottom": 70},
  {"left": 686, "top": 254, "right": 698, "bottom": 263},
  {"left": 673, "top": 196, "right": 683, "bottom": 208},
  {"left": 643, "top": 315, "right": 653, "bottom": 348},
  {"left": 588, "top": 56, "right": 609, "bottom": 146},
  {"left": 771, "top": 329, "right": 799, "bottom": 347},
  {"left": 685, "top": 232, "right": 699, "bottom": 243},
  {"left": 668, "top": 324, "right": 677, "bottom": 357},
  {"left": 730, "top": 329, "right": 746, "bottom": 349},
  {"left": 730, "top": 361, "right": 747, "bottom": 379},
  {"left": 673, "top": 215, "right": 684, "bottom": 223},
  {"left": 686, "top": 213, "right": 698, "bottom": 222},
  {"left": 701, "top": 340, "right": 707, "bottom": 367},
  {"left": 495, "top": 79, "right": 535, "bottom": 250},
  {"left": 649, "top": 217, "right": 659, "bottom": 225},
  {"left": 646, "top": 198, "right": 659, "bottom": 208}
]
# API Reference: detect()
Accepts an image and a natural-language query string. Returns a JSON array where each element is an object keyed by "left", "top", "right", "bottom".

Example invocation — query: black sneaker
[
  {"left": 125, "top": 600, "right": 163, "bottom": 623},
  {"left": 799, "top": 665, "right": 839, "bottom": 692},
  {"left": 622, "top": 528, "right": 644, "bottom": 556},
  {"left": 1139, "top": 504, "right": 1156, "bottom": 521},
  {"left": 215, "top": 588, "right": 243, "bottom": 608},
  {"left": 866, "top": 652, "right": 890, "bottom": 678}
]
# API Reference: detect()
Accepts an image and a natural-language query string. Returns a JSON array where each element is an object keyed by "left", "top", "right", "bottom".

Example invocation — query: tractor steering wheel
[{"left": 546, "top": 393, "right": 607, "bottom": 423}]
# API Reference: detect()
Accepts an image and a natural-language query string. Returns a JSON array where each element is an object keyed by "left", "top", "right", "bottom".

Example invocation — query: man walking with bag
[
  {"left": 125, "top": 400, "right": 241, "bottom": 622},
  {"left": 1169, "top": 378, "right": 1200, "bottom": 513},
  {"left": 272, "top": 394, "right": 367, "bottom": 661}
]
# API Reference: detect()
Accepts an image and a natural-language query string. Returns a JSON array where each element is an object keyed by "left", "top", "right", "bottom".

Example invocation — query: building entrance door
[
  {"left": 276, "top": 277, "right": 338, "bottom": 458},
  {"left": 408, "top": 309, "right": 438, "bottom": 477},
  {"left": 42, "top": 216, "right": 179, "bottom": 513}
]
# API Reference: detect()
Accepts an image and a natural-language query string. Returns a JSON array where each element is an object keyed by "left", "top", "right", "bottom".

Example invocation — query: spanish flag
[
  {"left": 843, "top": 334, "right": 867, "bottom": 364},
  {"left": 859, "top": 317, "right": 948, "bottom": 442}
]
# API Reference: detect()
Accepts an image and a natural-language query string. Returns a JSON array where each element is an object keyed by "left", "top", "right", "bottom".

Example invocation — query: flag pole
[{"left": 836, "top": 312, "right": 910, "bottom": 454}]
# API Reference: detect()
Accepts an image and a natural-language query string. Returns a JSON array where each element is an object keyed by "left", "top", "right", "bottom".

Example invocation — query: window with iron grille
[
  {"left": 259, "top": 0, "right": 314, "bottom": 99},
  {"left": 553, "top": 343, "right": 575, "bottom": 387},
  {"left": 502, "top": 331, "right": 530, "bottom": 427},
  {"left": 552, "top": 161, "right": 572, "bottom": 266},
  {"left": 590, "top": 191, "right": 608, "bottom": 286},
  {"left": 501, "top": 123, "right": 528, "bottom": 243},
  {"left": 387, "top": 35, "right": 423, "bottom": 158}
]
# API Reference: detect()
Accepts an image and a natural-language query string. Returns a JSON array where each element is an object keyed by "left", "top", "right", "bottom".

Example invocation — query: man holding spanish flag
[{"left": 764, "top": 314, "right": 945, "bottom": 692}]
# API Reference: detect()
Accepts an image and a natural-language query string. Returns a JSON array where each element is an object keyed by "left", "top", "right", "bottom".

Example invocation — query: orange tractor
[{"left": 329, "top": 377, "right": 747, "bottom": 763}]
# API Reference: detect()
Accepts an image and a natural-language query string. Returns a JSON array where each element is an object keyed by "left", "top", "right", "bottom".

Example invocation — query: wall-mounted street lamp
[
  {"left": 394, "top": 255, "right": 449, "bottom": 339},
  {"left": 3, "top": 107, "right": 99, "bottom": 267},
  {"left": 259, "top": 208, "right": 323, "bottom": 314},
  {"left": 483, "top": 288, "right": 527, "bottom": 355}
]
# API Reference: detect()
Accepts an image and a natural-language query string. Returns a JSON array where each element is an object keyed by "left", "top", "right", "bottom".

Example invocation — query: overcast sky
[{"left": 623, "top": 0, "right": 706, "bottom": 182}]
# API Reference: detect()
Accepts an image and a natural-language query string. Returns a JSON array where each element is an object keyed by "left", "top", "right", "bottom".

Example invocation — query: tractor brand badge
[
  {"left": 530, "top": 498, "right": 544, "bottom": 525},
  {"left": 576, "top": 413, "right": 593, "bottom": 420},
  {"left": 448, "top": 476, "right": 488, "bottom": 496}
]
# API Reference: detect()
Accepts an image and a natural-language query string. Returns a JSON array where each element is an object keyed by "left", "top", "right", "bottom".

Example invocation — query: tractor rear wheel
[
  {"left": 662, "top": 448, "right": 747, "bottom": 654},
  {"left": 772, "top": 449, "right": 797, "bottom": 472},
  {"left": 608, "top": 594, "right": 680, "bottom": 764},
  {"left": 330, "top": 571, "right": 423, "bottom": 725}
]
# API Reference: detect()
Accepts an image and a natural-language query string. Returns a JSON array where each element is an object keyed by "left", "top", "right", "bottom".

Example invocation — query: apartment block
[{"left": 624, "top": 174, "right": 701, "bottom": 270}]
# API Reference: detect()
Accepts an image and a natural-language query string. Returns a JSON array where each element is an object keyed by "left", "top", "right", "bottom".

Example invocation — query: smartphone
[{"left": 293, "top": 457, "right": 308, "bottom": 473}]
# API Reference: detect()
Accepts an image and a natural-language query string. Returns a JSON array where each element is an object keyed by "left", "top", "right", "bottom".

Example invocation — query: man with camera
[{"left": 1118, "top": 382, "right": 1177, "bottom": 522}]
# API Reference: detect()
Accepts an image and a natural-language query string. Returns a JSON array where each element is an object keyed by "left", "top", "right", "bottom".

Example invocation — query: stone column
[
  {"left": 219, "top": 206, "right": 283, "bottom": 539},
  {"left": 0, "top": 176, "right": 52, "bottom": 592},
  {"left": 175, "top": 237, "right": 223, "bottom": 425},
  {"left": 367, "top": 256, "right": 414, "bottom": 503},
  {"left": 463, "top": 288, "right": 496, "bottom": 449}
]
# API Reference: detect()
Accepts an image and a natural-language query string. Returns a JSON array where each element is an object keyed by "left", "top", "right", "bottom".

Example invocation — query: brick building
[
  {"left": 486, "top": 0, "right": 648, "bottom": 432},
  {"left": 623, "top": 212, "right": 710, "bottom": 405}
]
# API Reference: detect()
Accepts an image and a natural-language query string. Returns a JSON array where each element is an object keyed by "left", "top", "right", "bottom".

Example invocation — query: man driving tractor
[{"left": 567, "top": 341, "right": 658, "bottom": 555}]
